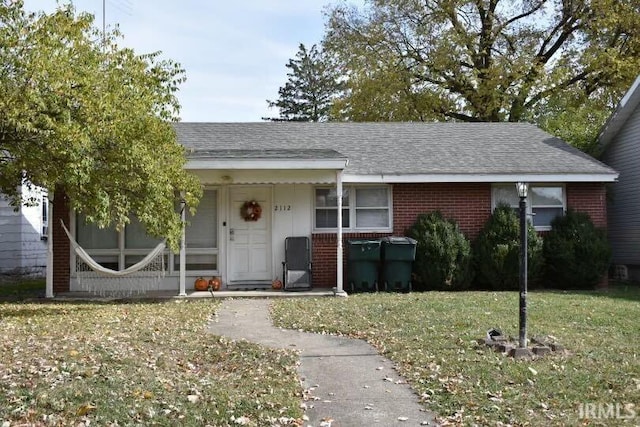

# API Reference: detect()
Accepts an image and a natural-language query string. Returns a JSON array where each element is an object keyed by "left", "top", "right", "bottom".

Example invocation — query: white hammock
[{"left": 61, "top": 220, "right": 166, "bottom": 296}]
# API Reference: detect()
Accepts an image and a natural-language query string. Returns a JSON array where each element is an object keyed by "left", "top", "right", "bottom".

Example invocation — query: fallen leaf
[
  {"left": 233, "top": 415, "right": 251, "bottom": 425},
  {"left": 76, "top": 403, "right": 96, "bottom": 416},
  {"left": 320, "top": 417, "right": 333, "bottom": 427}
]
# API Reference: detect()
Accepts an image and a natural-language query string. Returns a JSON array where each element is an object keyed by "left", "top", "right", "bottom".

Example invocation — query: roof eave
[
  {"left": 343, "top": 173, "right": 619, "bottom": 183},
  {"left": 598, "top": 74, "right": 640, "bottom": 151}
]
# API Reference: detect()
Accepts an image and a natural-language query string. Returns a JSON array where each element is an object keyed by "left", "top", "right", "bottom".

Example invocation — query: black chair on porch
[{"left": 282, "top": 236, "right": 312, "bottom": 291}]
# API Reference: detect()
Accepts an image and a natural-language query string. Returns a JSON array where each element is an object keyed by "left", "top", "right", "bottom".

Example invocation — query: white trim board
[{"left": 342, "top": 173, "right": 618, "bottom": 183}]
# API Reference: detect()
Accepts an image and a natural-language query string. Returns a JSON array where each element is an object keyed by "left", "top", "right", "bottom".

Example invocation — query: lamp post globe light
[{"left": 516, "top": 182, "right": 529, "bottom": 349}]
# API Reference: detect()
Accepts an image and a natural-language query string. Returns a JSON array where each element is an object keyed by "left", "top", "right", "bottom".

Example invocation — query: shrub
[
  {"left": 543, "top": 210, "right": 611, "bottom": 289},
  {"left": 407, "top": 211, "right": 472, "bottom": 290},
  {"left": 473, "top": 204, "right": 543, "bottom": 290}
]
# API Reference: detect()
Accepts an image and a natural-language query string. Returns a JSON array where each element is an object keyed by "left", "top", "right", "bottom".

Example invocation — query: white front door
[{"left": 228, "top": 186, "right": 272, "bottom": 283}]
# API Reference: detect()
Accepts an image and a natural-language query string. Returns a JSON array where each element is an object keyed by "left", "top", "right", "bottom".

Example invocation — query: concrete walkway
[{"left": 208, "top": 299, "right": 437, "bottom": 426}]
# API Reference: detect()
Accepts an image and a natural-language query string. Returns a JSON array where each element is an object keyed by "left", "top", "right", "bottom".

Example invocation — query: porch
[{"left": 50, "top": 288, "right": 338, "bottom": 301}]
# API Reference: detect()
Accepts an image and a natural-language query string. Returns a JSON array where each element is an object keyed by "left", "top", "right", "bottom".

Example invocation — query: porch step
[{"left": 226, "top": 283, "right": 272, "bottom": 291}]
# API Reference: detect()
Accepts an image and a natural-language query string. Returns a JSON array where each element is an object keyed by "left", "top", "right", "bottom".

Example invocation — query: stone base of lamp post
[{"left": 509, "top": 347, "right": 533, "bottom": 359}]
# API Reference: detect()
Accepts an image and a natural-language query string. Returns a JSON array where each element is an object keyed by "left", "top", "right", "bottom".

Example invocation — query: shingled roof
[{"left": 173, "top": 122, "right": 617, "bottom": 182}]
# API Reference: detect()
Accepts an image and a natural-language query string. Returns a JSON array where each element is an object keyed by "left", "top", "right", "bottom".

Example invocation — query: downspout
[
  {"left": 335, "top": 169, "right": 347, "bottom": 297},
  {"left": 45, "top": 192, "right": 54, "bottom": 298},
  {"left": 179, "top": 200, "right": 187, "bottom": 296}
]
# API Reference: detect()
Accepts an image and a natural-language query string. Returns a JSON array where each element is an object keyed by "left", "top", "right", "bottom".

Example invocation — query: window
[
  {"left": 74, "top": 189, "right": 219, "bottom": 273},
  {"left": 175, "top": 189, "right": 218, "bottom": 272},
  {"left": 315, "top": 188, "right": 349, "bottom": 228},
  {"left": 492, "top": 184, "right": 565, "bottom": 230},
  {"left": 314, "top": 186, "right": 391, "bottom": 231},
  {"left": 41, "top": 194, "right": 48, "bottom": 240},
  {"left": 76, "top": 216, "right": 166, "bottom": 271}
]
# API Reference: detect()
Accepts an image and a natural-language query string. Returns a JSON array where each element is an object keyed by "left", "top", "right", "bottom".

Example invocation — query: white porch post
[
  {"left": 178, "top": 200, "right": 187, "bottom": 296},
  {"left": 335, "top": 170, "right": 347, "bottom": 296},
  {"left": 45, "top": 193, "right": 54, "bottom": 298}
]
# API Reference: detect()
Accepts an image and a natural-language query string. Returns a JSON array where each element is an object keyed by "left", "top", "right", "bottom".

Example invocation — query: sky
[{"left": 22, "top": 0, "right": 348, "bottom": 122}]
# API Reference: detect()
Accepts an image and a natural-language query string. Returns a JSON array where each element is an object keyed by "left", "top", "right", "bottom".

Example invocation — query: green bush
[
  {"left": 407, "top": 211, "right": 472, "bottom": 290},
  {"left": 473, "top": 204, "right": 543, "bottom": 290},
  {"left": 543, "top": 210, "right": 611, "bottom": 289}
]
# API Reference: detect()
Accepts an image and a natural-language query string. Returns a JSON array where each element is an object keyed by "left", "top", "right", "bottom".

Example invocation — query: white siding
[
  {"left": 0, "top": 185, "right": 47, "bottom": 276},
  {"left": 602, "top": 105, "right": 640, "bottom": 267},
  {"left": 272, "top": 184, "right": 313, "bottom": 280}
]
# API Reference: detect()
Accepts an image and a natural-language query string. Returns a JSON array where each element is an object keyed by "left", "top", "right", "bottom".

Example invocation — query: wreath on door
[{"left": 241, "top": 200, "right": 262, "bottom": 221}]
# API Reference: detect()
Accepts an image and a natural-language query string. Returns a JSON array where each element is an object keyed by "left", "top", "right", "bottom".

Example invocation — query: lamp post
[{"left": 516, "top": 182, "right": 529, "bottom": 349}]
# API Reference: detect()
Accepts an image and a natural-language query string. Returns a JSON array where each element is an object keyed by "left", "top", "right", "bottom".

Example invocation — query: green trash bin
[
  {"left": 347, "top": 239, "right": 381, "bottom": 293},
  {"left": 381, "top": 236, "right": 417, "bottom": 292}
]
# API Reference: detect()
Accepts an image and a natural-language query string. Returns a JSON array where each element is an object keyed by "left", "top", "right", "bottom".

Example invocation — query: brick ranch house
[{"left": 48, "top": 122, "right": 617, "bottom": 296}]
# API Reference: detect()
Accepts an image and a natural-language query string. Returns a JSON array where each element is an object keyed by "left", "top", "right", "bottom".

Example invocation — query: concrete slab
[
  {"left": 208, "top": 298, "right": 437, "bottom": 426},
  {"left": 52, "top": 289, "right": 336, "bottom": 300}
]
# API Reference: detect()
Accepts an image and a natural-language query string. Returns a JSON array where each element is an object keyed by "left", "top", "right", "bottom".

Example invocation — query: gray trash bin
[
  {"left": 381, "top": 236, "right": 417, "bottom": 292},
  {"left": 347, "top": 239, "right": 381, "bottom": 292}
]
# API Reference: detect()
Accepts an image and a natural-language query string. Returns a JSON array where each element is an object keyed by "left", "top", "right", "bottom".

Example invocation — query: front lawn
[
  {"left": 272, "top": 287, "right": 640, "bottom": 426},
  {"left": 0, "top": 279, "right": 45, "bottom": 299},
  {"left": 0, "top": 300, "right": 302, "bottom": 426}
]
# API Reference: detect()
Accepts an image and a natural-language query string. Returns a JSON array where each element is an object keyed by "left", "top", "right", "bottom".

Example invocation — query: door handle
[{"left": 230, "top": 228, "right": 235, "bottom": 241}]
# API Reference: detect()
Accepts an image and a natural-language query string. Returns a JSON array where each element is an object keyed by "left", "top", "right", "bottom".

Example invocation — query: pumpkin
[
  {"left": 208, "top": 277, "right": 221, "bottom": 291},
  {"left": 194, "top": 277, "right": 208, "bottom": 291},
  {"left": 272, "top": 278, "right": 283, "bottom": 290}
]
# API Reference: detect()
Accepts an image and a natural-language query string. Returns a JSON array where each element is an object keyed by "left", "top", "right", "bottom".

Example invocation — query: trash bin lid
[
  {"left": 381, "top": 236, "right": 416, "bottom": 245},
  {"left": 348, "top": 239, "right": 381, "bottom": 246}
]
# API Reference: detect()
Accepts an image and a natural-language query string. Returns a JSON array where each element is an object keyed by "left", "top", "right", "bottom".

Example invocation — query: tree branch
[{"left": 524, "top": 70, "right": 590, "bottom": 109}]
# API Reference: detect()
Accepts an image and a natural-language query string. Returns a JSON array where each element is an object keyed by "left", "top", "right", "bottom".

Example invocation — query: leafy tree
[
  {"left": 527, "top": 86, "right": 619, "bottom": 155},
  {"left": 0, "top": 1, "right": 201, "bottom": 251},
  {"left": 323, "top": 0, "right": 640, "bottom": 130},
  {"left": 406, "top": 212, "right": 473, "bottom": 290},
  {"left": 266, "top": 43, "right": 343, "bottom": 122}
]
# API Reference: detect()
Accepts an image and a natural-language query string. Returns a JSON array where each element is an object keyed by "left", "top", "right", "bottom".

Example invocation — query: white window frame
[
  {"left": 313, "top": 185, "right": 393, "bottom": 232},
  {"left": 41, "top": 194, "right": 48, "bottom": 241},
  {"left": 491, "top": 183, "right": 566, "bottom": 231}
]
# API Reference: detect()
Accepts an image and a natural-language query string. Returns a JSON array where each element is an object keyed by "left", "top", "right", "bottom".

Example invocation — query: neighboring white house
[
  {"left": 599, "top": 75, "right": 640, "bottom": 281},
  {"left": 0, "top": 184, "right": 48, "bottom": 278}
]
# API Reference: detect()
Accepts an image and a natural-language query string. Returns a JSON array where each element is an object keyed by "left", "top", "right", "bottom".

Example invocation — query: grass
[
  {"left": 0, "top": 299, "right": 303, "bottom": 426},
  {"left": 0, "top": 279, "right": 45, "bottom": 299},
  {"left": 272, "top": 286, "right": 640, "bottom": 426}
]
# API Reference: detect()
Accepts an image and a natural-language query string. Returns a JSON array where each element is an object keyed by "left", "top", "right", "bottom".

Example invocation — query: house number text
[{"left": 274, "top": 205, "right": 291, "bottom": 211}]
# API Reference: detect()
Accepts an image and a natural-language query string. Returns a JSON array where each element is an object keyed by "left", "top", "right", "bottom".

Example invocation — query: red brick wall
[
  {"left": 392, "top": 183, "right": 492, "bottom": 238},
  {"left": 312, "top": 183, "right": 493, "bottom": 287},
  {"left": 566, "top": 183, "right": 607, "bottom": 228},
  {"left": 52, "top": 189, "right": 70, "bottom": 293},
  {"left": 311, "top": 182, "right": 610, "bottom": 288}
]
